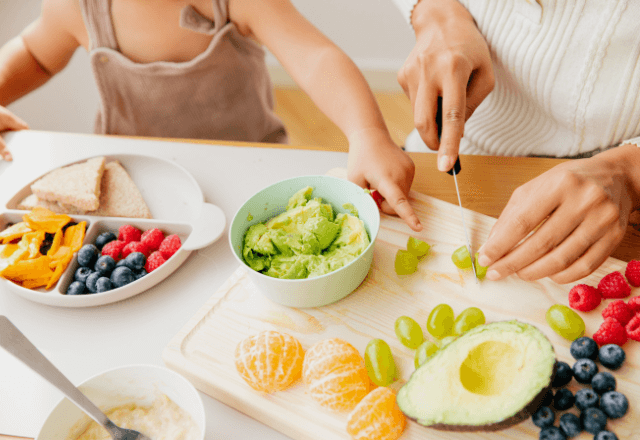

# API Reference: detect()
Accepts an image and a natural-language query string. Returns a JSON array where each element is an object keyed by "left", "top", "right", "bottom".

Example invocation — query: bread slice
[
  {"left": 17, "top": 194, "right": 85, "bottom": 215},
  {"left": 89, "top": 161, "right": 152, "bottom": 219},
  {"left": 30, "top": 156, "right": 106, "bottom": 211}
]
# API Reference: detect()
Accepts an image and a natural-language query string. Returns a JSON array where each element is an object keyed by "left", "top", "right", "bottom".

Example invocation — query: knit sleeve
[
  {"left": 390, "top": 0, "right": 421, "bottom": 27},
  {"left": 622, "top": 137, "right": 640, "bottom": 147}
]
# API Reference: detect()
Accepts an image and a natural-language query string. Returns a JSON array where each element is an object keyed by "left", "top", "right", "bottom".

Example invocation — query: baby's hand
[
  {"left": 0, "top": 106, "right": 28, "bottom": 161},
  {"left": 347, "top": 128, "right": 422, "bottom": 231}
]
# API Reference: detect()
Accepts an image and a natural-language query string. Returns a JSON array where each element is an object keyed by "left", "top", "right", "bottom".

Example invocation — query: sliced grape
[
  {"left": 395, "top": 315, "right": 424, "bottom": 349},
  {"left": 407, "top": 236, "right": 430, "bottom": 257},
  {"left": 451, "top": 245, "right": 472, "bottom": 269},
  {"left": 395, "top": 249, "right": 419, "bottom": 275},
  {"left": 474, "top": 252, "right": 488, "bottom": 279}
]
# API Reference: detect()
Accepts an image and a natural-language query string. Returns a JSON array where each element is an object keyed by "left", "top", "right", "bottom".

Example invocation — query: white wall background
[{"left": 0, "top": 0, "right": 414, "bottom": 135}]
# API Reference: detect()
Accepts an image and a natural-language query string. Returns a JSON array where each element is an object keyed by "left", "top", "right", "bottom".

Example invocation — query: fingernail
[
  {"left": 438, "top": 155, "right": 451, "bottom": 172},
  {"left": 414, "top": 220, "right": 423, "bottom": 231},
  {"left": 478, "top": 255, "right": 491, "bottom": 267},
  {"left": 486, "top": 270, "right": 500, "bottom": 281}
]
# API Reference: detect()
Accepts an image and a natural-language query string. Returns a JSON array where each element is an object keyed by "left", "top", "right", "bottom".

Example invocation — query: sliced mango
[
  {"left": 0, "top": 222, "right": 32, "bottom": 244},
  {"left": 23, "top": 207, "right": 71, "bottom": 234}
]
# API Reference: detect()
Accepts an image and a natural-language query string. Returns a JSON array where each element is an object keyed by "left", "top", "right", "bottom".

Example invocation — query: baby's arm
[
  {"left": 0, "top": 0, "right": 82, "bottom": 160},
  {"left": 230, "top": 0, "right": 422, "bottom": 231}
]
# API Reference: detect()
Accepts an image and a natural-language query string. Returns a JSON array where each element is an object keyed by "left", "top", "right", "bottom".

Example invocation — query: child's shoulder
[{"left": 40, "top": 0, "right": 88, "bottom": 48}]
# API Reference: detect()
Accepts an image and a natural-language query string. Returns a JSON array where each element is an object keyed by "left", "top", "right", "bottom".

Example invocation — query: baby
[{"left": 0, "top": 0, "right": 422, "bottom": 231}]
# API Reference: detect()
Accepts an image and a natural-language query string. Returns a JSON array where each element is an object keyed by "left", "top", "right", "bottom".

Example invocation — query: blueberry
[
  {"left": 96, "top": 277, "right": 113, "bottom": 293},
  {"left": 94, "top": 255, "right": 116, "bottom": 276},
  {"left": 581, "top": 407, "right": 608, "bottom": 434},
  {"left": 95, "top": 231, "right": 117, "bottom": 250},
  {"left": 573, "top": 358, "right": 598, "bottom": 384},
  {"left": 553, "top": 361, "right": 573, "bottom": 388},
  {"left": 539, "top": 426, "right": 567, "bottom": 440},
  {"left": 110, "top": 266, "right": 135, "bottom": 288},
  {"left": 570, "top": 336, "right": 598, "bottom": 361},
  {"left": 123, "top": 252, "right": 146, "bottom": 271},
  {"left": 598, "top": 344, "right": 625, "bottom": 370},
  {"left": 74, "top": 266, "right": 93, "bottom": 284},
  {"left": 594, "top": 431, "right": 619, "bottom": 440},
  {"left": 540, "top": 388, "right": 554, "bottom": 407},
  {"left": 134, "top": 268, "right": 148, "bottom": 280},
  {"left": 591, "top": 372, "right": 616, "bottom": 395},
  {"left": 85, "top": 272, "right": 101, "bottom": 293},
  {"left": 558, "top": 413, "right": 581, "bottom": 438},
  {"left": 554, "top": 388, "right": 575, "bottom": 411},
  {"left": 77, "top": 244, "right": 99, "bottom": 267},
  {"left": 599, "top": 391, "right": 628, "bottom": 419},
  {"left": 532, "top": 405, "right": 555, "bottom": 428},
  {"left": 116, "top": 259, "right": 128, "bottom": 267},
  {"left": 66, "top": 281, "right": 86, "bottom": 295},
  {"left": 575, "top": 388, "right": 599, "bottom": 411}
]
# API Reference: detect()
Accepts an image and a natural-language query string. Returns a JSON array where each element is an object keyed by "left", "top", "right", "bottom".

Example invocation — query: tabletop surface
[{"left": 0, "top": 130, "right": 638, "bottom": 440}]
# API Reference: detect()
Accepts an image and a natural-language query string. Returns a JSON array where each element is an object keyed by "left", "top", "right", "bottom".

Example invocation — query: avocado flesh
[{"left": 397, "top": 321, "right": 555, "bottom": 430}]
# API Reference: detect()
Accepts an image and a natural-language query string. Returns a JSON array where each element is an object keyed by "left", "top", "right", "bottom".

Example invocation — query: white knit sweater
[{"left": 393, "top": 0, "right": 640, "bottom": 156}]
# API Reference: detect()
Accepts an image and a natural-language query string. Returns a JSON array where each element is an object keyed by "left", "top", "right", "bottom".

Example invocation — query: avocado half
[{"left": 397, "top": 320, "right": 555, "bottom": 431}]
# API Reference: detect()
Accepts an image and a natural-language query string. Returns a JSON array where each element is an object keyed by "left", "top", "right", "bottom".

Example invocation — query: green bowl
[{"left": 229, "top": 175, "right": 380, "bottom": 307}]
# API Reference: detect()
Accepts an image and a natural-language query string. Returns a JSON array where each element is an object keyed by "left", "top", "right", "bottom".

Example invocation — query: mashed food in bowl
[
  {"left": 73, "top": 394, "right": 200, "bottom": 440},
  {"left": 242, "top": 186, "right": 370, "bottom": 279}
]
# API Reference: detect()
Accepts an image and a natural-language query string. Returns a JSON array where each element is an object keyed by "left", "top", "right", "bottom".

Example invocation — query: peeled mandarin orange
[
  {"left": 346, "top": 387, "right": 406, "bottom": 440},
  {"left": 302, "top": 338, "right": 370, "bottom": 411},
  {"left": 235, "top": 330, "right": 304, "bottom": 392}
]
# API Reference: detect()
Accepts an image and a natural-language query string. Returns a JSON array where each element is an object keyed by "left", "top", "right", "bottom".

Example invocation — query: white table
[{"left": 0, "top": 130, "right": 348, "bottom": 439}]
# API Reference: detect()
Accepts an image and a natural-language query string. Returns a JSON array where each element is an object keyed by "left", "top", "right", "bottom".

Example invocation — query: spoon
[{"left": 0, "top": 315, "right": 152, "bottom": 440}]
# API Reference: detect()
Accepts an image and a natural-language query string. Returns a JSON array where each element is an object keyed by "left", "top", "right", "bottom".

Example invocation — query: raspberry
[
  {"left": 593, "top": 318, "right": 628, "bottom": 347},
  {"left": 159, "top": 234, "right": 181, "bottom": 259},
  {"left": 118, "top": 225, "right": 142, "bottom": 244},
  {"left": 568, "top": 284, "right": 602, "bottom": 312},
  {"left": 598, "top": 271, "right": 631, "bottom": 299},
  {"left": 101, "top": 240, "right": 126, "bottom": 261},
  {"left": 602, "top": 300, "right": 634, "bottom": 326},
  {"left": 625, "top": 260, "right": 640, "bottom": 287},
  {"left": 625, "top": 314, "right": 640, "bottom": 342},
  {"left": 121, "top": 241, "right": 149, "bottom": 259},
  {"left": 145, "top": 251, "right": 166, "bottom": 272},
  {"left": 141, "top": 228, "right": 164, "bottom": 251},
  {"left": 627, "top": 296, "right": 640, "bottom": 314}
]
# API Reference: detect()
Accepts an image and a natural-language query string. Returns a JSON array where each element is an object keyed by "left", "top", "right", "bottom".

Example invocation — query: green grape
[
  {"left": 407, "top": 236, "right": 431, "bottom": 257},
  {"left": 426, "top": 303, "right": 455, "bottom": 338},
  {"left": 395, "top": 249, "right": 419, "bottom": 275},
  {"left": 438, "top": 336, "right": 457, "bottom": 348},
  {"left": 451, "top": 245, "right": 472, "bottom": 269},
  {"left": 453, "top": 307, "right": 486, "bottom": 336},
  {"left": 474, "top": 252, "right": 488, "bottom": 279},
  {"left": 546, "top": 304, "right": 585, "bottom": 341},
  {"left": 414, "top": 340, "right": 439, "bottom": 369},
  {"left": 395, "top": 315, "right": 424, "bottom": 349},
  {"left": 364, "top": 338, "right": 396, "bottom": 386}
]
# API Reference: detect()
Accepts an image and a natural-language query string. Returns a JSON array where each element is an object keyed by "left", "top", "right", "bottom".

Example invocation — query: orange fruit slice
[
  {"left": 346, "top": 387, "right": 406, "bottom": 440},
  {"left": 235, "top": 330, "right": 304, "bottom": 392},
  {"left": 302, "top": 338, "right": 370, "bottom": 412}
]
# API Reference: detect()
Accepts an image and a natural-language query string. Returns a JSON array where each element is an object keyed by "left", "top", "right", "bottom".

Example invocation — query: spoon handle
[{"left": 0, "top": 315, "right": 110, "bottom": 427}]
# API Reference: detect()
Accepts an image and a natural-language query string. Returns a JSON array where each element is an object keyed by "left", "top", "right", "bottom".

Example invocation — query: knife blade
[
  {"left": 436, "top": 97, "right": 478, "bottom": 283},
  {"left": 447, "top": 158, "right": 478, "bottom": 284}
]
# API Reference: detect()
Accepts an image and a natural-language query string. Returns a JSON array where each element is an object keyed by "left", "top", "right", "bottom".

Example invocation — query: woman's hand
[
  {"left": 398, "top": 0, "right": 494, "bottom": 172},
  {"left": 0, "top": 106, "right": 28, "bottom": 161},
  {"left": 477, "top": 145, "right": 640, "bottom": 284},
  {"left": 347, "top": 128, "right": 422, "bottom": 232}
]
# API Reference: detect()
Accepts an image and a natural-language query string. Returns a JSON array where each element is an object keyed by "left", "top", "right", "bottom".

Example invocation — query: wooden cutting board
[{"left": 163, "top": 168, "right": 638, "bottom": 440}]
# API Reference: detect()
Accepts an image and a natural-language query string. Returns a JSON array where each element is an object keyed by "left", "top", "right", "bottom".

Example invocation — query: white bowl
[
  {"left": 36, "top": 364, "right": 205, "bottom": 440},
  {"left": 229, "top": 175, "right": 380, "bottom": 308}
]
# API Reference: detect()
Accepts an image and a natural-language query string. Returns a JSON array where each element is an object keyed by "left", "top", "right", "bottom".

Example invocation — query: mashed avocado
[{"left": 242, "top": 186, "right": 370, "bottom": 279}]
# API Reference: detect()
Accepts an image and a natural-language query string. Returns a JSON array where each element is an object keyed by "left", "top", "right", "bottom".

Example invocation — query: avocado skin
[{"left": 397, "top": 321, "right": 557, "bottom": 431}]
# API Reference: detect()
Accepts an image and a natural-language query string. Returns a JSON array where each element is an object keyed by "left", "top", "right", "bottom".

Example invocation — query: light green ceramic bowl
[{"left": 229, "top": 175, "right": 380, "bottom": 308}]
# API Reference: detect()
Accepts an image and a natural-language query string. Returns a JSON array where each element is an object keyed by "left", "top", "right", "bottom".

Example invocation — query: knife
[{"left": 436, "top": 98, "right": 478, "bottom": 283}]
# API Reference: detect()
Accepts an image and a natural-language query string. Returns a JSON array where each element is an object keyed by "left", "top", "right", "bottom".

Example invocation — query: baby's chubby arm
[
  {"left": 230, "top": 0, "right": 422, "bottom": 231},
  {"left": 0, "top": 0, "right": 82, "bottom": 160}
]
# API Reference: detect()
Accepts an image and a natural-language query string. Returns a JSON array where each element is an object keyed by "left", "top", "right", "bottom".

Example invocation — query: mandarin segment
[
  {"left": 235, "top": 330, "right": 304, "bottom": 393},
  {"left": 346, "top": 387, "right": 406, "bottom": 440},
  {"left": 302, "top": 338, "right": 370, "bottom": 412}
]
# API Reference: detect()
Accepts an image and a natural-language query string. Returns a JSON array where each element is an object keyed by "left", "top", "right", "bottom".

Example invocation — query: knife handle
[{"left": 436, "top": 97, "right": 462, "bottom": 176}]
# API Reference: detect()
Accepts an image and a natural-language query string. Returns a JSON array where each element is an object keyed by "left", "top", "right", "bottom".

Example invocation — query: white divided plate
[{"left": 1, "top": 154, "right": 226, "bottom": 307}]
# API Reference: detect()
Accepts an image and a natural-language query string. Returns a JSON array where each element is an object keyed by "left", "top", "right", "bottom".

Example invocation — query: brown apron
[{"left": 79, "top": 0, "right": 287, "bottom": 143}]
